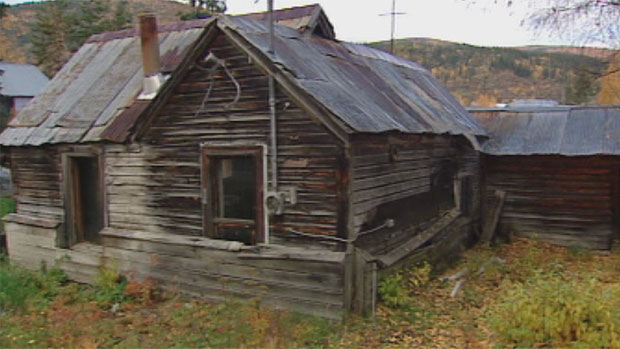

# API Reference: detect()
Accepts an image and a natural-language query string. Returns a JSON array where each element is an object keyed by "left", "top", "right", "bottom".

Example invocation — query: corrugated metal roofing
[
  {"left": 0, "top": 63, "right": 49, "bottom": 97},
  {"left": 0, "top": 25, "right": 205, "bottom": 146},
  {"left": 0, "top": 5, "right": 485, "bottom": 147},
  {"left": 222, "top": 16, "right": 485, "bottom": 136},
  {"left": 471, "top": 106, "right": 620, "bottom": 156}
]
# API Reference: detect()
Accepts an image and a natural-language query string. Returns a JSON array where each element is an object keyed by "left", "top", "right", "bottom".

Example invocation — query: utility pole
[{"left": 379, "top": 0, "right": 405, "bottom": 54}]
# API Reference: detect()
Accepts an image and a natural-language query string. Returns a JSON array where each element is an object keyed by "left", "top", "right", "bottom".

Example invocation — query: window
[
  {"left": 201, "top": 145, "right": 264, "bottom": 245},
  {"left": 62, "top": 151, "right": 104, "bottom": 247}
]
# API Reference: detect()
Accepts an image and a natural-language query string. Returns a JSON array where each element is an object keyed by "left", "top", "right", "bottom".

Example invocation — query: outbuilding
[
  {"left": 0, "top": 62, "right": 49, "bottom": 129},
  {"left": 473, "top": 105, "right": 620, "bottom": 249}
]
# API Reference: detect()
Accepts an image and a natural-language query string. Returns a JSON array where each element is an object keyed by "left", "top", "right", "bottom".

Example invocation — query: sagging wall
[
  {"left": 350, "top": 134, "right": 481, "bottom": 255},
  {"left": 483, "top": 155, "right": 618, "bottom": 249},
  {"left": 344, "top": 134, "right": 481, "bottom": 314}
]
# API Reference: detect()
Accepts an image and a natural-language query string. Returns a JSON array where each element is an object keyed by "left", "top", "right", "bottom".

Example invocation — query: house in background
[
  {"left": 0, "top": 5, "right": 485, "bottom": 318},
  {"left": 472, "top": 104, "right": 620, "bottom": 250},
  {"left": 0, "top": 62, "right": 49, "bottom": 130}
]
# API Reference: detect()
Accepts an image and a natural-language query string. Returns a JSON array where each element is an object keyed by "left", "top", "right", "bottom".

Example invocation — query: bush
[
  {"left": 489, "top": 271, "right": 620, "bottom": 347},
  {"left": 378, "top": 263, "right": 433, "bottom": 309},
  {"left": 378, "top": 272, "right": 410, "bottom": 308}
]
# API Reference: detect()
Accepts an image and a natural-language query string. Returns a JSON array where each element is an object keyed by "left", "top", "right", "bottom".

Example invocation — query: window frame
[{"left": 200, "top": 144, "right": 265, "bottom": 245}]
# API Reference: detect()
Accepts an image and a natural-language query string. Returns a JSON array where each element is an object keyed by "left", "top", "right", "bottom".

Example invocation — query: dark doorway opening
[{"left": 67, "top": 156, "right": 103, "bottom": 245}]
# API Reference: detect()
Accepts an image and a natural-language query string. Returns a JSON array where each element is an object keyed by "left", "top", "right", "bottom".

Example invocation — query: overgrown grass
[
  {"left": 0, "top": 255, "right": 67, "bottom": 313},
  {"left": 0, "top": 259, "right": 343, "bottom": 348},
  {"left": 3, "top": 238, "right": 620, "bottom": 347},
  {"left": 490, "top": 272, "right": 620, "bottom": 347}
]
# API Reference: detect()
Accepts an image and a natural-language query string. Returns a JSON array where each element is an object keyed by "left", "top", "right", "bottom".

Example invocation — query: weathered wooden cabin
[
  {"left": 473, "top": 105, "right": 620, "bottom": 250},
  {"left": 1, "top": 5, "right": 485, "bottom": 318}
]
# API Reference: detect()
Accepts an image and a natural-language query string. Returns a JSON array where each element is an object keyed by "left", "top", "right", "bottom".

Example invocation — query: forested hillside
[
  {"left": 0, "top": 0, "right": 192, "bottom": 71},
  {"left": 0, "top": 2, "right": 617, "bottom": 105},
  {"left": 370, "top": 38, "right": 617, "bottom": 106}
]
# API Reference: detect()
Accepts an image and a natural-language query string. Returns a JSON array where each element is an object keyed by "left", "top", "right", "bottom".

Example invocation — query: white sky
[
  {"left": 4, "top": 0, "right": 567, "bottom": 47},
  {"left": 227, "top": 0, "right": 558, "bottom": 47}
]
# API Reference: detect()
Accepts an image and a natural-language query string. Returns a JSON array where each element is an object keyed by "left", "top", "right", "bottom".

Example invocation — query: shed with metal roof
[
  {"left": 0, "top": 62, "right": 49, "bottom": 128},
  {"left": 472, "top": 106, "right": 620, "bottom": 249}
]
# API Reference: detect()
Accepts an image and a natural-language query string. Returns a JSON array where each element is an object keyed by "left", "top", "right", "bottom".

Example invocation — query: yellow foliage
[
  {"left": 598, "top": 56, "right": 620, "bottom": 105},
  {"left": 472, "top": 94, "right": 498, "bottom": 107}
]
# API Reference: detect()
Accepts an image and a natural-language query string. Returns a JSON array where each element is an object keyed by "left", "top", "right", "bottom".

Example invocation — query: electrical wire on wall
[{"left": 192, "top": 52, "right": 241, "bottom": 119}]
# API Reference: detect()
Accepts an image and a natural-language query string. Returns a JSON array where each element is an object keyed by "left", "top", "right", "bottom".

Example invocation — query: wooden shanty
[
  {"left": 473, "top": 105, "right": 620, "bottom": 250},
  {"left": 0, "top": 5, "right": 485, "bottom": 318}
]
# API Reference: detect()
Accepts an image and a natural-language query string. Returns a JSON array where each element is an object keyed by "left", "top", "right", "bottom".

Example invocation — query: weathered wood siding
[
  {"left": 5, "top": 217, "right": 104, "bottom": 284},
  {"left": 5, "top": 220, "right": 345, "bottom": 319},
  {"left": 483, "top": 155, "right": 618, "bottom": 249},
  {"left": 105, "top": 31, "right": 344, "bottom": 243},
  {"left": 350, "top": 134, "right": 480, "bottom": 255},
  {"left": 100, "top": 229, "right": 344, "bottom": 319},
  {"left": 11, "top": 148, "right": 63, "bottom": 221}
]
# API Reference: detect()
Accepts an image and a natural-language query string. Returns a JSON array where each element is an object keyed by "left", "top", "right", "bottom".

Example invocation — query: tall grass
[{"left": 0, "top": 255, "right": 66, "bottom": 313}]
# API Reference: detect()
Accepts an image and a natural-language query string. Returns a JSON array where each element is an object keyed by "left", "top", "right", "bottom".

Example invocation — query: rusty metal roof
[
  {"left": 0, "top": 24, "right": 205, "bottom": 146},
  {"left": 221, "top": 15, "right": 485, "bottom": 137},
  {"left": 471, "top": 106, "right": 620, "bottom": 156},
  {"left": 0, "top": 5, "right": 484, "bottom": 147}
]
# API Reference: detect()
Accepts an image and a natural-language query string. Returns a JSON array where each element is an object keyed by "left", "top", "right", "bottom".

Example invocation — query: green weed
[
  {"left": 0, "top": 256, "right": 66, "bottom": 313},
  {"left": 378, "top": 272, "right": 410, "bottom": 309},
  {"left": 89, "top": 263, "right": 128, "bottom": 307}
]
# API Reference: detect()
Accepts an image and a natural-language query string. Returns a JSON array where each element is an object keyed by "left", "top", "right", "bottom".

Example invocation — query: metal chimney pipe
[{"left": 139, "top": 13, "right": 161, "bottom": 77}]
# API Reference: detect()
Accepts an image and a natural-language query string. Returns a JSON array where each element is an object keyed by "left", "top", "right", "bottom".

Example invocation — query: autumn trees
[
  {"left": 31, "top": 0, "right": 132, "bottom": 77},
  {"left": 476, "top": 0, "right": 620, "bottom": 104}
]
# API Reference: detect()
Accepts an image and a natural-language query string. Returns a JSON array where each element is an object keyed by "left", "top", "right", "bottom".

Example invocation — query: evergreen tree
[
  {"left": 565, "top": 67, "right": 597, "bottom": 105},
  {"left": 30, "top": 0, "right": 74, "bottom": 77},
  {"left": 182, "top": 0, "right": 226, "bottom": 20},
  {"left": 31, "top": 0, "right": 132, "bottom": 77}
]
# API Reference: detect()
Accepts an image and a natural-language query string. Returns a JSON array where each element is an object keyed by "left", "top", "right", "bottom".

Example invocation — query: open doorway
[{"left": 63, "top": 153, "right": 104, "bottom": 246}]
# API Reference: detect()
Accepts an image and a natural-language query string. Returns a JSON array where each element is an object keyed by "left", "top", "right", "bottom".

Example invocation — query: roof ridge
[{"left": 85, "top": 4, "right": 324, "bottom": 44}]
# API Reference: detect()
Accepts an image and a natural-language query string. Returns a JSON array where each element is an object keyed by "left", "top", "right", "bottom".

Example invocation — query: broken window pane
[{"left": 216, "top": 156, "right": 256, "bottom": 220}]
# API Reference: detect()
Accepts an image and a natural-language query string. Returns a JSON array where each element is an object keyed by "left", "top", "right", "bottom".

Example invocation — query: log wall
[
  {"left": 11, "top": 147, "right": 63, "bottom": 222},
  {"left": 483, "top": 155, "right": 619, "bottom": 249}
]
